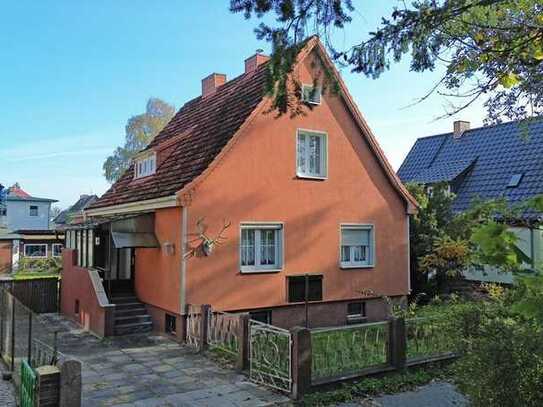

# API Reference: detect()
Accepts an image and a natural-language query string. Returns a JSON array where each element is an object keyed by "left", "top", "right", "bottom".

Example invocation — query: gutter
[{"left": 85, "top": 195, "right": 178, "bottom": 218}]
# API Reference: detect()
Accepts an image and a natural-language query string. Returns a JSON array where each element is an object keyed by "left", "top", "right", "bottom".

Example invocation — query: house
[
  {"left": 398, "top": 119, "right": 543, "bottom": 283},
  {"left": 54, "top": 194, "right": 98, "bottom": 229},
  {"left": 0, "top": 183, "right": 64, "bottom": 273},
  {"left": 61, "top": 37, "right": 417, "bottom": 337}
]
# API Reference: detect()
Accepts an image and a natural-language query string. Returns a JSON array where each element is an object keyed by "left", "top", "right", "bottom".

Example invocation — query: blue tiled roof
[{"left": 397, "top": 118, "right": 543, "bottom": 215}]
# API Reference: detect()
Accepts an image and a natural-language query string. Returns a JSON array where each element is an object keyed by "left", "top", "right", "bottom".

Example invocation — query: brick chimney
[
  {"left": 453, "top": 120, "right": 470, "bottom": 139},
  {"left": 244, "top": 53, "right": 270, "bottom": 73},
  {"left": 202, "top": 73, "right": 227, "bottom": 98}
]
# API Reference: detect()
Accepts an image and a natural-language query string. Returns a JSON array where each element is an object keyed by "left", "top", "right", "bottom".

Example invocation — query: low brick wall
[
  {"left": 0, "top": 242, "right": 12, "bottom": 274},
  {"left": 61, "top": 249, "right": 114, "bottom": 337}
]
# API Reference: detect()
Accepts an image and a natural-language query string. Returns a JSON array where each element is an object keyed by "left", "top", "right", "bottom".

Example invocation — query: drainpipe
[
  {"left": 407, "top": 216, "right": 411, "bottom": 294},
  {"left": 180, "top": 206, "right": 188, "bottom": 314}
]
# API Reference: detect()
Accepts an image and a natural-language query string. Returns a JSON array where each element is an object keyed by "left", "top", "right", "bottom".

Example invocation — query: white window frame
[
  {"left": 29, "top": 205, "right": 39, "bottom": 217},
  {"left": 52, "top": 243, "right": 63, "bottom": 257},
  {"left": 134, "top": 152, "right": 157, "bottom": 179},
  {"left": 239, "top": 223, "right": 284, "bottom": 273},
  {"left": 301, "top": 84, "right": 322, "bottom": 105},
  {"left": 340, "top": 224, "right": 375, "bottom": 269},
  {"left": 24, "top": 243, "right": 48, "bottom": 258},
  {"left": 296, "top": 129, "right": 328, "bottom": 179}
]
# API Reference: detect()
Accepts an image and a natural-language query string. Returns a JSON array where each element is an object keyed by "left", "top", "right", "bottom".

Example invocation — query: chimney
[
  {"left": 453, "top": 120, "right": 470, "bottom": 138},
  {"left": 244, "top": 52, "right": 270, "bottom": 73},
  {"left": 201, "top": 73, "right": 227, "bottom": 98}
]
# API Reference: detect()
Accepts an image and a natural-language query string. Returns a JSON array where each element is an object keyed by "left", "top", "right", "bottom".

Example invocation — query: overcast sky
[{"left": 0, "top": 1, "right": 487, "bottom": 209}]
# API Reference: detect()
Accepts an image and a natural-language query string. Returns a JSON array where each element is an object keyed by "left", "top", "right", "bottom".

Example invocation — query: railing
[
  {"left": 311, "top": 321, "right": 389, "bottom": 381},
  {"left": 208, "top": 310, "right": 241, "bottom": 357},
  {"left": 405, "top": 317, "right": 457, "bottom": 362},
  {"left": 186, "top": 304, "right": 202, "bottom": 350},
  {"left": 249, "top": 320, "right": 292, "bottom": 393}
]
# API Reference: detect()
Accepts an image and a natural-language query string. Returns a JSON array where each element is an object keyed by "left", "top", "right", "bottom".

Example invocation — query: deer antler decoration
[{"left": 185, "top": 218, "right": 231, "bottom": 259}]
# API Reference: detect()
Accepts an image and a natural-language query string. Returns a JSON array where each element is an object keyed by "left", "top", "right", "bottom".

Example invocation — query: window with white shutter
[{"left": 340, "top": 225, "right": 374, "bottom": 268}]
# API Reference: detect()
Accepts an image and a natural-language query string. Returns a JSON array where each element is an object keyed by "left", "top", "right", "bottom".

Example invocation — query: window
[
  {"left": 347, "top": 302, "right": 367, "bottom": 324},
  {"left": 340, "top": 225, "right": 374, "bottom": 268},
  {"left": 24, "top": 244, "right": 47, "bottom": 258},
  {"left": 134, "top": 153, "right": 157, "bottom": 179},
  {"left": 29, "top": 205, "right": 38, "bottom": 216},
  {"left": 301, "top": 84, "right": 321, "bottom": 105},
  {"left": 297, "top": 130, "right": 327, "bottom": 179},
  {"left": 288, "top": 275, "right": 323, "bottom": 303},
  {"left": 507, "top": 173, "right": 523, "bottom": 188},
  {"left": 165, "top": 314, "right": 177, "bottom": 335},
  {"left": 249, "top": 310, "right": 272, "bottom": 324},
  {"left": 240, "top": 224, "right": 283, "bottom": 272},
  {"left": 0, "top": 206, "right": 6, "bottom": 216},
  {"left": 52, "top": 244, "right": 63, "bottom": 257}
]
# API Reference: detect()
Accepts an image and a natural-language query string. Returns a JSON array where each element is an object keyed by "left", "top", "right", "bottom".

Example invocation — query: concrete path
[
  {"left": 38, "top": 314, "right": 289, "bottom": 407},
  {"left": 338, "top": 382, "right": 468, "bottom": 407},
  {"left": 0, "top": 362, "right": 16, "bottom": 407}
]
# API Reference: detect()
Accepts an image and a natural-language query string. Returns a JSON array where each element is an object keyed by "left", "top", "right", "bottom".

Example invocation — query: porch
[{"left": 62, "top": 214, "right": 161, "bottom": 336}]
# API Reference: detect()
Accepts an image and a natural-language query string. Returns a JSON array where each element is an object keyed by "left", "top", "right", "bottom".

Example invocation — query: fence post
[
  {"left": 180, "top": 304, "right": 189, "bottom": 343},
  {"left": 237, "top": 313, "right": 250, "bottom": 371},
  {"left": 389, "top": 317, "right": 406, "bottom": 371},
  {"left": 27, "top": 312, "right": 32, "bottom": 362},
  {"left": 58, "top": 359, "right": 82, "bottom": 407},
  {"left": 199, "top": 304, "right": 211, "bottom": 352},
  {"left": 290, "top": 326, "right": 311, "bottom": 401},
  {"left": 10, "top": 293, "right": 15, "bottom": 372}
]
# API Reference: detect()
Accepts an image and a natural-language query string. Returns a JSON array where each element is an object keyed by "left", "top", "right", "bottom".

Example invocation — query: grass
[{"left": 303, "top": 364, "right": 455, "bottom": 406}]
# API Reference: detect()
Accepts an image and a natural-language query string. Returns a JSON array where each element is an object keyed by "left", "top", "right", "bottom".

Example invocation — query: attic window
[
  {"left": 134, "top": 153, "right": 156, "bottom": 179},
  {"left": 507, "top": 174, "right": 523, "bottom": 188},
  {"left": 301, "top": 84, "right": 321, "bottom": 105}
]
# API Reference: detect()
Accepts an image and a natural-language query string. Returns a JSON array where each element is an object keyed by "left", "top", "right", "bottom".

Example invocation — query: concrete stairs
[{"left": 111, "top": 293, "right": 153, "bottom": 335}]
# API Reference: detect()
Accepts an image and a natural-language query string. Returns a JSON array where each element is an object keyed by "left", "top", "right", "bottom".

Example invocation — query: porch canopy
[{"left": 110, "top": 214, "right": 159, "bottom": 249}]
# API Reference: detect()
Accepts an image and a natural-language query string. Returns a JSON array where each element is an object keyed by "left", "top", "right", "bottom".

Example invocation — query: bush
[
  {"left": 454, "top": 315, "right": 543, "bottom": 407},
  {"left": 16, "top": 257, "right": 61, "bottom": 274}
]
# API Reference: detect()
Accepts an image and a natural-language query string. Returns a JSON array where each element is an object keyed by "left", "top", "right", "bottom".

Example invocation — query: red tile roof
[
  {"left": 89, "top": 64, "right": 268, "bottom": 210},
  {"left": 8, "top": 183, "right": 31, "bottom": 198}
]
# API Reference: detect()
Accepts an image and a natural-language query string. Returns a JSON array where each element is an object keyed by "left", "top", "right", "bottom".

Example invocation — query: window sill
[
  {"left": 240, "top": 268, "right": 283, "bottom": 274},
  {"left": 340, "top": 264, "right": 374, "bottom": 270},
  {"left": 296, "top": 174, "right": 327, "bottom": 181}
]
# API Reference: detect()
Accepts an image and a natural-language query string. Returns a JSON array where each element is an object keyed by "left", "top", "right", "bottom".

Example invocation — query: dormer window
[
  {"left": 301, "top": 84, "right": 321, "bottom": 105},
  {"left": 134, "top": 153, "right": 156, "bottom": 179}
]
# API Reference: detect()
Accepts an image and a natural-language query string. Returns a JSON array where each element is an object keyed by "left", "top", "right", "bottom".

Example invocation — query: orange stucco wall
[
  {"left": 183, "top": 51, "right": 410, "bottom": 311},
  {"left": 134, "top": 206, "right": 182, "bottom": 314}
]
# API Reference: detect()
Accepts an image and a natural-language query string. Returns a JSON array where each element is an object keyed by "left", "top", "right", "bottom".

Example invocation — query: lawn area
[{"left": 12, "top": 273, "right": 59, "bottom": 281}]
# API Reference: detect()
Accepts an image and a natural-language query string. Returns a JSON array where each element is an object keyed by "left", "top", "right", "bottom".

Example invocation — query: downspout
[
  {"left": 407, "top": 215, "right": 411, "bottom": 294},
  {"left": 180, "top": 206, "right": 188, "bottom": 314}
]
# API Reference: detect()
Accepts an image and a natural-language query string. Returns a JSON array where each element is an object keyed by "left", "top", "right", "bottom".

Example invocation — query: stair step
[
  {"left": 115, "top": 308, "right": 148, "bottom": 317},
  {"left": 114, "top": 321, "right": 153, "bottom": 336},
  {"left": 113, "top": 302, "right": 146, "bottom": 309},
  {"left": 110, "top": 296, "right": 138, "bottom": 304},
  {"left": 115, "top": 315, "right": 152, "bottom": 325}
]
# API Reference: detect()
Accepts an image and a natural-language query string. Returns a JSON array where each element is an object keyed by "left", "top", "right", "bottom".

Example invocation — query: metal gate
[
  {"left": 249, "top": 320, "right": 292, "bottom": 393},
  {"left": 20, "top": 360, "right": 36, "bottom": 407}
]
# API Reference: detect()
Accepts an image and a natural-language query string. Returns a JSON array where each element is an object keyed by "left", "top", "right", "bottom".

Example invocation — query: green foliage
[
  {"left": 16, "top": 257, "right": 61, "bottom": 275},
  {"left": 231, "top": 0, "right": 543, "bottom": 122},
  {"left": 103, "top": 98, "right": 175, "bottom": 182}
]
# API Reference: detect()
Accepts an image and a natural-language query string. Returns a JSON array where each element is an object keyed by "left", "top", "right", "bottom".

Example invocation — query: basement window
[
  {"left": 507, "top": 173, "right": 523, "bottom": 188},
  {"left": 249, "top": 310, "right": 272, "bottom": 325},
  {"left": 165, "top": 314, "right": 176, "bottom": 335},
  {"left": 347, "top": 302, "right": 367, "bottom": 324}
]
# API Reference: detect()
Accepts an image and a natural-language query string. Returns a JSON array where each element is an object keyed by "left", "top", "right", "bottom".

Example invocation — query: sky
[{"left": 0, "top": 1, "right": 487, "bottom": 209}]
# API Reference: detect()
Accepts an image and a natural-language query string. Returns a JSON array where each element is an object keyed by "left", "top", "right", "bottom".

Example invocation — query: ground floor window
[
  {"left": 165, "top": 314, "right": 176, "bottom": 335},
  {"left": 52, "top": 243, "right": 63, "bottom": 257},
  {"left": 240, "top": 223, "right": 283, "bottom": 272},
  {"left": 340, "top": 224, "right": 375, "bottom": 268},
  {"left": 249, "top": 310, "right": 272, "bottom": 324},
  {"left": 24, "top": 244, "right": 47, "bottom": 258},
  {"left": 288, "top": 275, "right": 323, "bottom": 303}
]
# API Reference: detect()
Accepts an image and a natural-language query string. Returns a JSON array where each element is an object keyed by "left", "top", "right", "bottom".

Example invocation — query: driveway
[{"left": 38, "top": 314, "right": 289, "bottom": 407}]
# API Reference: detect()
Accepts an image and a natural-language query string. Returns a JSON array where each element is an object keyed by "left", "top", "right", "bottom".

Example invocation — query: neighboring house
[
  {"left": 54, "top": 194, "right": 98, "bottom": 229},
  {"left": 61, "top": 37, "right": 417, "bottom": 337},
  {"left": 398, "top": 119, "right": 543, "bottom": 283},
  {"left": 0, "top": 183, "right": 64, "bottom": 273}
]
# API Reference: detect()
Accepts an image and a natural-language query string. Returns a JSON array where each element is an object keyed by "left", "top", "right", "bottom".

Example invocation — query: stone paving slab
[
  {"left": 38, "top": 314, "right": 290, "bottom": 407},
  {"left": 0, "top": 363, "right": 16, "bottom": 407}
]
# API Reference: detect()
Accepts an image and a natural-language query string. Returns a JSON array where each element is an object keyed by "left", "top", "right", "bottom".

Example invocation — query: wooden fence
[{"left": 0, "top": 278, "right": 60, "bottom": 313}]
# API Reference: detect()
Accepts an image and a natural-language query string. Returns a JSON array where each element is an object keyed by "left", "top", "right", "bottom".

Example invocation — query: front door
[{"left": 109, "top": 248, "right": 134, "bottom": 294}]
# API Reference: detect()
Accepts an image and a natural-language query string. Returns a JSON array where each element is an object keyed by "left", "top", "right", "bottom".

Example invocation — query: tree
[
  {"left": 50, "top": 205, "right": 62, "bottom": 220},
  {"left": 103, "top": 98, "right": 175, "bottom": 182},
  {"left": 230, "top": 0, "right": 543, "bottom": 122}
]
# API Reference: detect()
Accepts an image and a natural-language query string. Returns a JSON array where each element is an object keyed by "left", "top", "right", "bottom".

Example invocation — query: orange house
[{"left": 61, "top": 37, "right": 417, "bottom": 337}]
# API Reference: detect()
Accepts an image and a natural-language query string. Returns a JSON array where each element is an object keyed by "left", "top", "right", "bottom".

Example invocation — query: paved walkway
[
  {"left": 38, "top": 314, "right": 289, "bottom": 407},
  {"left": 339, "top": 382, "right": 469, "bottom": 407},
  {"left": 0, "top": 362, "right": 16, "bottom": 407}
]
